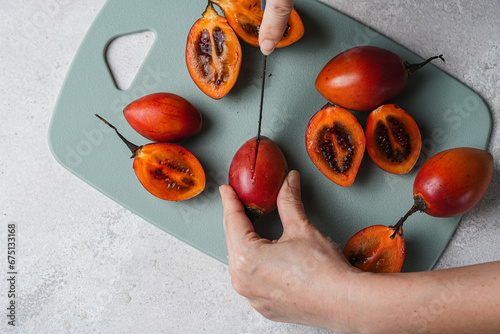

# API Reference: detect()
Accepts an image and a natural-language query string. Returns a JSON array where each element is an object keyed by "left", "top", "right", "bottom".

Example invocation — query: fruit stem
[
  {"left": 245, "top": 206, "right": 264, "bottom": 223},
  {"left": 94, "top": 114, "right": 141, "bottom": 157},
  {"left": 390, "top": 195, "right": 428, "bottom": 239},
  {"left": 405, "top": 54, "right": 445, "bottom": 77},
  {"left": 390, "top": 203, "right": 417, "bottom": 239}
]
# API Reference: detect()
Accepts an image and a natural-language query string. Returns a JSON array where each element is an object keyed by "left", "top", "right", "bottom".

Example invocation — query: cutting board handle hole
[{"left": 105, "top": 30, "right": 156, "bottom": 91}]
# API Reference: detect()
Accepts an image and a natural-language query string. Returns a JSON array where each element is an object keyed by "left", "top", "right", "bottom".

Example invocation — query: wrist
[
  {"left": 344, "top": 271, "right": 380, "bottom": 334},
  {"left": 346, "top": 272, "right": 413, "bottom": 334},
  {"left": 317, "top": 261, "right": 371, "bottom": 333},
  {"left": 323, "top": 268, "right": 395, "bottom": 334}
]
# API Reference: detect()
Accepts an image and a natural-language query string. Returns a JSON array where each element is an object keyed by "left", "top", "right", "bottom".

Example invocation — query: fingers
[
  {"left": 221, "top": 170, "right": 309, "bottom": 244},
  {"left": 259, "top": 0, "right": 294, "bottom": 55},
  {"left": 220, "top": 185, "right": 257, "bottom": 250},
  {"left": 220, "top": 185, "right": 269, "bottom": 289},
  {"left": 277, "top": 170, "right": 309, "bottom": 233}
]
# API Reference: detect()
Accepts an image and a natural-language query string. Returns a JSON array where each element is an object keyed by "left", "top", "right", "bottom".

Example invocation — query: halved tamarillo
[
  {"left": 229, "top": 136, "right": 288, "bottom": 222},
  {"left": 95, "top": 115, "right": 206, "bottom": 201},
  {"left": 305, "top": 103, "right": 366, "bottom": 187},
  {"left": 186, "top": 2, "right": 242, "bottom": 99},
  {"left": 123, "top": 93, "right": 202, "bottom": 142},
  {"left": 343, "top": 224, "right": 405, "bottom": 273},
  {"left": 366, "top": 104, "right": 421, "bottom": 174},
  {"left": 315, "top": 46, "right": 445, "bottom": 111},
  {"left": 211, "top": 0, "right": 304, "bottom": 48}
]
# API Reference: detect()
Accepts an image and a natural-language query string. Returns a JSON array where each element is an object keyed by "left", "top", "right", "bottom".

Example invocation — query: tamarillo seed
[{"left": 320, "top": 122, "right": 355, "bottom": 174}]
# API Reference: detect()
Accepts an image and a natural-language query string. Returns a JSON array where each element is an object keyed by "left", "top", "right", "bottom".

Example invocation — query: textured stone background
[{"left": 1, "top": 0, "right": 499, "bottom": 333}]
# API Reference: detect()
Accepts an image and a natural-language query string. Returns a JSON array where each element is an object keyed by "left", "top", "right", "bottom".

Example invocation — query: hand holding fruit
[
  {"left": 220, "top": 170, "right": 358, "bottom": 332},
  {"left": 220, "top": 171, "right": 500, "bottom": 333}
]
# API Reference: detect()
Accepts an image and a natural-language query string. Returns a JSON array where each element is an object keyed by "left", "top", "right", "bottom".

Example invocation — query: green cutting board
[{"left": 48, "top": 0, "right": 491, "bottom": 272}]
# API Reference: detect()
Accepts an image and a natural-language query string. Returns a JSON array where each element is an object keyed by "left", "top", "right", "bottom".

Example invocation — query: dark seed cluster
[
  {"left": 321, "top": 139, "right": 341, "bottom": 173},
  {"left": 159, "top": 159, "right": 193, "bottom": 175},
  {"left": 242, "top": 22, "right": 259, "bottom": 36},
  {"left": 321, "top": 122, "right": 355, "bottom": 174},
  {"left": 376, "top": 118, "right": 411, "bottom": 163},
  {"left": 150, "top": 159, "right": 194, "bottom": 191},
  {"left": 213, "top": 28, "right": 225, "bottom": 55},
  {"left": 197, "top": 29, "right": 227, "bottom": 86},
  {"left": 283, "top": 24, "right": 291, "bottom": 37},
  {"left": 349, "top": 253, "right": 367, "bottom": 266},
  {"left": 153, "top": 168, "right": 166, "bottom": 179},
  {"left": 198, "top": 30, "right": 211, "bottom": 55},
  {"left": 215, "top": 71, "right": 228, "bottom": 87},
  {"left": 389, "top": 117, "right": 411, "bottom": 160},
  {"left": 241, "top": 22, "right": 289, "bottom": 38},
  {"left": 376, "top": 122, "right": 393, "bottom": 159}
]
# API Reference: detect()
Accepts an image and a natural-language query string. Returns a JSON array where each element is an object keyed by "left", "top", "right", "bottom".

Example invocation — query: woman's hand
[
  {"left": 220, "top": 170, "right": 360, "bottom": 331},
  {"left": 259, "top": 0, "right": 294, "bottom": 55},
  {"left": 220, "top": 170, "right": 500, "bottom": 333}
]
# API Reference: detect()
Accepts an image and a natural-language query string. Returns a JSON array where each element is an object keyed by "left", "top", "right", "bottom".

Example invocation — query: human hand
[
  {"left": 259, "top": 0, "right": 294, "bottom": 55},
  {"left": 220, "top": 170, "right": 360, "bottom": 331}
]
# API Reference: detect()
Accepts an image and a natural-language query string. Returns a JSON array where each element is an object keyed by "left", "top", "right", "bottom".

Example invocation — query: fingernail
[
  {"left": 260, "top": 40, "right": 275, "bottom": 55},
  {"left": 287, "top": 170, "right": 300, "bottom": 189}
]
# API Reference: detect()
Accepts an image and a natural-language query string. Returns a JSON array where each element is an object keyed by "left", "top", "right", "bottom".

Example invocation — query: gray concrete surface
[{"left": 1, "top": 0, "right": 499, "bottom": 333}]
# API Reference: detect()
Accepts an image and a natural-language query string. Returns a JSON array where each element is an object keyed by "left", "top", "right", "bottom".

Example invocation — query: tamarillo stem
[
  {"left": 390, "top": 196, "right": 428, "bottom": 239},
  {"left": 95, "top": 114, "right": 141, "bottom": 157},
  {"left": 405, "top": 55, "right": 445, "bottom": 77}
]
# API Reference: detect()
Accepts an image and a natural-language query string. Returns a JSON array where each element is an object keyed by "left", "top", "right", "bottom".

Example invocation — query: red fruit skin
[
  {"left": 123, "top": 93, "right": 202, "bottom": 142},
  {"left": 413, "top": 147, "right": 494, "bottom": 217},
  {"left": 229, "top": 137, "right": 288, "bottom": 219},
  {"left": 315, "top": 46, "right": 407, "bottom": 112}
]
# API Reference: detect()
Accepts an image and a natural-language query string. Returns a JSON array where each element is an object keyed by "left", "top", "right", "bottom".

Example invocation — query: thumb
[
  {"left": 219, "top": 185, "right": 256, "bottom": 250},
  {"left": 259, "top": 0, "right": 294, "bottom": 55},
  {"left": 276, "top": 170, "right": 309, "bottom": 232}
]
